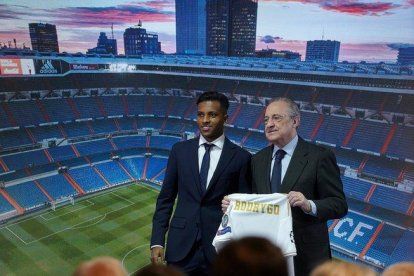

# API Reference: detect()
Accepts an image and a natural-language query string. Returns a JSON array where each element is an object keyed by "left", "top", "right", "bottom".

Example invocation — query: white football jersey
[{"left": 213, "top": 193, "right": 297, "bottom": 257}]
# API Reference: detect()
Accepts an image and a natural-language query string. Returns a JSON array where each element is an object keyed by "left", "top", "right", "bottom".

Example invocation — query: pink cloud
[
  {"left": 261, "top": 0, "right": 400, "bottom": 16},
  {"left": 0, "top": 4, "right": 33, "bottom": 19},
  {"left": 323, "top": 2, "right": 397, "bottom": 16},
  {"left": 52, "top": 3, "right": 175, "bottom": 28},
  {"left": 141, "top": 0, "right": 175, "bottom": 9}
]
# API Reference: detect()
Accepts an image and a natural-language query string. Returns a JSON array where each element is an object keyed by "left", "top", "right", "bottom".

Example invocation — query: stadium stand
[
  {"left": 36, "top": 174, "right": 78, "bottom": 199},
  {"left": 94, "top": 161, "right": 131, "bottom": 185},
  {"left": 0, "top": 194, "right": 15, "bottom": 213},
  {"left": 119, "top": 157, "right": 145, "bottom": 180},
  {"left": 5, "top": 181, "right": 49, "bottom": 210},
  {"left": 0, "top": 54, "right": 413, "bottom": 271},
  {"left": 68, "top": 166, "right": 107, "bottom": 193},
  {"left": 42, "top": 98, "right": 75, "bottom": 122},
  {"left": 145, "top": 156, "right": 168, "bottom": 181}
]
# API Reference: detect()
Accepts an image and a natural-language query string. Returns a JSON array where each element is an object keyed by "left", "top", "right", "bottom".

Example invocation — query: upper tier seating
[
  {"left": 347, "top": 120, "right": 390, "bottom": 153},
  {"left": 314, "top": 115, "right": 353, "bottom": 146}
]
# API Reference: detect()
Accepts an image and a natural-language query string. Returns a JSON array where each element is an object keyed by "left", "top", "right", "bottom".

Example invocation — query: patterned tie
[
  {"left": 271, "top": 149, "right": 286, "bottom": 193},
  {"left": 200, "top": 143, "right": 214, "bottom": 192}
]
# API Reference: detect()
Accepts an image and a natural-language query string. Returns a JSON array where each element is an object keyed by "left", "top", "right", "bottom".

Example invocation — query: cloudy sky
[{"left": 1, "top": 0, "right": 413, "bottom": 62}]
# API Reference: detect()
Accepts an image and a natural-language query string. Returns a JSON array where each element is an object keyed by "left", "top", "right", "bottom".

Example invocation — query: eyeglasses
[{"left": 264, "top": 114, "right": 288, "bottom": 125}]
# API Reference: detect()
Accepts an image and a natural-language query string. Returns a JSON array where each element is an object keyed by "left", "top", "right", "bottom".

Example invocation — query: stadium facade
[{"left": 0, "top": 53, "right": 413, "bottom": 272}]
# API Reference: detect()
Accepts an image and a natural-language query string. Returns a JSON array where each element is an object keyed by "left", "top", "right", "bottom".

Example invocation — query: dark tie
[
  {"left": 271, "top": 149, "right": 286, "bottom": 193},
  {"left": 200, "top": 143, "right": 213, "bottom": 192}
]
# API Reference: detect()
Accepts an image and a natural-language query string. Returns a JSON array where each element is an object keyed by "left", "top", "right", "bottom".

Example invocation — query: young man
[
  {"left": 151, "top": 91, "right": 252, "bottom": 275},
  {"left": 223, "top": 97, "right": 347, "bottom": 276}
]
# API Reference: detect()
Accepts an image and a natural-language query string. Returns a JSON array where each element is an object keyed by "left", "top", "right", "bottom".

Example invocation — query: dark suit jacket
[
  {"left": 151, "top": 137, "right": 252, "bottom": 264},
  {"left": 252, "top": 137, "right": 347, "bottom": 276}
]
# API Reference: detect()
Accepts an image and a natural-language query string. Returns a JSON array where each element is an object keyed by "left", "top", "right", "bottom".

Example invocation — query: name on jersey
[{"left": 233, "top": 200, "right": 280, "bottom": 215}]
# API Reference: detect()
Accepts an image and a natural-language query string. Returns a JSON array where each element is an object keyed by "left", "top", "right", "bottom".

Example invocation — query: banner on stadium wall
[
  {"left": 70, "top": 64, "right": 99, "bottom": 70},
  {"left": 34, "top": 59, "right": 63, "bottom": 74},
  {"left": 0, "top": 58, "right": 35, "bottom": 75},
  {"left": 108, "top": 63, "right": 137, "bottom": 72}
]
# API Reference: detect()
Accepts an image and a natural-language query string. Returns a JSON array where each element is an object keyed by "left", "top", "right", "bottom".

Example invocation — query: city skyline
[{"left": 0, "top": 0, "right": 413, "bottom": 62}]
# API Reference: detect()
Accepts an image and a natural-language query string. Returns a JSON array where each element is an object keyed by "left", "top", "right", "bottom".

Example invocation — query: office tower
[
  {"left": 29, "top": 23, "right": 59, "bottom": 53},
  {"left": 228, "top": 0, "right": 258, "bottom": 56},
  {"left": 176, "top": 0, "right": 206, "bottom": 55},
  {"left": 206, "top": 0, "right": 258, "bottom": 57},
  {"left": 123, "top": 25, "right": 161, "bottom": 55},
  {"left": 397, "top": 47, "right": 414, "bottom": 65},
  {"left": 305, "top": 40, "right": 340, "bottom": 63},
  {"left": 87, "top": 32, "right": 118, "bottom": 55}
]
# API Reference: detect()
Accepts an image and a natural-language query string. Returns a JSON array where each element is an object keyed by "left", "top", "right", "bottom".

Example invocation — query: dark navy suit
[{"left": 151, "top": 137, "right": 251, "bottom": 270}]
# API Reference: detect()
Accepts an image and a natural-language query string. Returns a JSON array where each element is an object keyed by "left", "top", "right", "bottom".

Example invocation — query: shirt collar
[
  {"left": 272, "top": 135, "right": 298, "bottom": 158},
  {"left": 199, "top": 133, "right": 225, "bottom": 150}
]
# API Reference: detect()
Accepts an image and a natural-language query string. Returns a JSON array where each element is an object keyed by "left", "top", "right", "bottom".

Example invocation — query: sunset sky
[{"left": 1, "top": 0, "right": 413, "bottom": 62}]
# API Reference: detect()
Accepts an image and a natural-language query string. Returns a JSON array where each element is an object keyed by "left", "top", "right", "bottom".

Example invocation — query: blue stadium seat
[
  {"left": 94, "top": 161, "right": 131, "bottom": 185},
  {"left": 146, "top": 156, "right": 168, "bottom": 181},
  {"left": 6, "top": 181, "right": 49, "bottom": 209},
  {"left": 120, "top": 157, "right": 145, "bottom": 180},
  {"left": 0, "top": 195, "right": 15, "bottom": 213},
  {"left": 68, "top": 166, "right": 107, "bottom": 192},
  {"left": 37, "top": 174, "right": 78, "bottom": 199}
]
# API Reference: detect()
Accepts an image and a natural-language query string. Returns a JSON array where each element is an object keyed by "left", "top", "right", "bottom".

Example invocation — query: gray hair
[{"left": 268, "top": 97, "right": 300, "bottom": 119}]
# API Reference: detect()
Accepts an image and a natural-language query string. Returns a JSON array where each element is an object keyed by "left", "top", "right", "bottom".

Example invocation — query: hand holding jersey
[
  {"left": 214, "top": 193, "right": 296, "bottom": 276},
  {"left": 214, "top": 193, "right": 296, "bottom": 255}
]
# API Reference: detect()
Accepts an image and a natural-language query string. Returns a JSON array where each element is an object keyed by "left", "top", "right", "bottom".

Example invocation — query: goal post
[{"left": 50, "top": 196, "right": 75, "bottom": 211}]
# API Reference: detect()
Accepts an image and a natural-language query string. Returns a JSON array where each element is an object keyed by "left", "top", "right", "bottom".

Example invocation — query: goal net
[{"left": 50, "top": 196, "right": 75, "bottom": 211}]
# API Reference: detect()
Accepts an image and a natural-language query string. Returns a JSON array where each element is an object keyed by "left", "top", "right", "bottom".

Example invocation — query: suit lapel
[
  {"left": 259, "top": 145, "right": 273, "bottom": 194},
  {"left": 189, "top": 138, "right": 203, "bottom": 195},
  {"left": 205, "top": 138, "right": 236, "bottom": 194},
  {"left": 281, "top": 138, "right": 308, "bottom": 193}
]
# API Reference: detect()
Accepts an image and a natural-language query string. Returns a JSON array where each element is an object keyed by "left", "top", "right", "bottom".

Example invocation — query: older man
[{"left": 223, "top": 97, "right": 347, "bottom": 276}]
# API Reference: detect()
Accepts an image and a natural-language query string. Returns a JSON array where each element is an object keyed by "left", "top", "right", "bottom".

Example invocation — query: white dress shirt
[{"left": 198, "top": 134, "right": 225, "bottom": 188}]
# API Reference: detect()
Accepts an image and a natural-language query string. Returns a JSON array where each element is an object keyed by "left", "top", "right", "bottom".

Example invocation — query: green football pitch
[{"left": 0, "top": 183, "right": 159, "bottom": 276}]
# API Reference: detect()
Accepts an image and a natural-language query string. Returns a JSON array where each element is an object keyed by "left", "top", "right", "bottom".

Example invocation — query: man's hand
[
  {"left": 287, "top": 191, "right": 311, "bottom": 213},
  {"left": 150, "top": 247, "right": 165, "bottom": 264},
  {"left": 222, "top": 196, "right": 230, "bottom": 213}
]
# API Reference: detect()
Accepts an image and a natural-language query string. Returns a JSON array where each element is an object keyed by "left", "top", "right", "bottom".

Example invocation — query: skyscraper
[
  {"left": 29, "top": 23, "right": 59, "bottom": 53},
  {"left": 305, "top": 40, "right": 340, "bottom": 63},
  {"left": 123, "top": 25, "right": 161, "bottom": 55},
  {"left": 228, "top": 0, "right": 258, "bottom": 56},
  {"left": 206, "top": 0, "right": 258, "bottom": 57},
  {"left": 206, "top": 0, "right": 230, "bottom": 56},
  {"left": 87, "top": 32, "right": 118, "bottom": 55},
  {"left": 176, "top": 0, "right": 206, "bottom": 55},
  {"left": 206, "top": 0, "right": 257, "bottom": 56}
]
